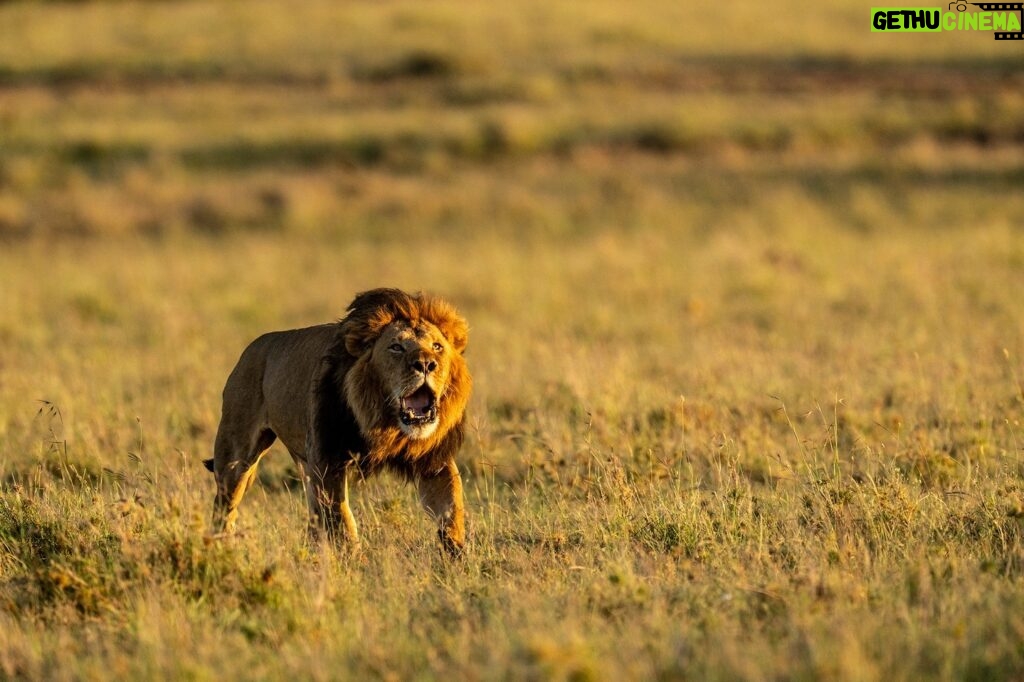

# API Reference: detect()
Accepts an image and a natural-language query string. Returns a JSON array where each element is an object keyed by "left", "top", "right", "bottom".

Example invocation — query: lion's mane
[{"left": 317, "top": 287, "right": 472, "bottom": 477}]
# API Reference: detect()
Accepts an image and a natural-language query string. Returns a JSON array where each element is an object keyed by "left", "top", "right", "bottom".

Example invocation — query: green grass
[{"left": 2, "top": 0, "right": 1024, "bottom": 679}]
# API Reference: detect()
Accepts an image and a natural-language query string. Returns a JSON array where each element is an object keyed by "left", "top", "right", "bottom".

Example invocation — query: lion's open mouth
[{"left": 400, "top": 385, "right": 438, "bottom": 426}]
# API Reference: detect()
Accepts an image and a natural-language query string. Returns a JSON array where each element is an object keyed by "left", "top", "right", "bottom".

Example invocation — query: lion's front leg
[
  {"left": 305, "top": 461, "right": 359, "bottom": 547},
  {"left": 418, "top": 459, "right": 466, "bottom": 557}
]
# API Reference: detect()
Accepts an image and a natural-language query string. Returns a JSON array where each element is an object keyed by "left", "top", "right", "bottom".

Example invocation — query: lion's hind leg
[{"left": 211, "top": 427, "right": 276, "bottom": 533}]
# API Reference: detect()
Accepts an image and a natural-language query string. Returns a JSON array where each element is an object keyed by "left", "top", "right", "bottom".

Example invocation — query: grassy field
[{"left": 2, "top": 1, "right": 1024, "bottom": 679}]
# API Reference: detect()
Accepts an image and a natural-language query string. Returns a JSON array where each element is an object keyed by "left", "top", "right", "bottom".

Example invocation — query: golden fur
[{"left": 205, "top": 288, "right": 471, "bottom": 554}]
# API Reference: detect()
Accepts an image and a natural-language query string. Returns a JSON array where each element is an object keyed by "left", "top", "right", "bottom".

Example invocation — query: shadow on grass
[{"left": 1, "top": 55, "right": 1020, "bottom": 93}]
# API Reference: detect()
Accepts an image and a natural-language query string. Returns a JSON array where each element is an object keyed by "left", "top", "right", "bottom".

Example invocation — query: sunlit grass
[{"left": 3, "top": 218, "right": 1024, "bottom": 676}]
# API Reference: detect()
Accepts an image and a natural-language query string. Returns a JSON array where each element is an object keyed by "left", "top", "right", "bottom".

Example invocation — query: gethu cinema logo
[{"left": 871, "top": 3, "right": 1023, "bottom": 38}]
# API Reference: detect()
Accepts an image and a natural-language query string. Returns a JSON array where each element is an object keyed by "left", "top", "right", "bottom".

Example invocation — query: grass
[
  {"left": 2, "top": 0, "right": 1024, "bottom": 679},
  {"left": 2, "top": 0, "right": 1023, "bottom": 239}
]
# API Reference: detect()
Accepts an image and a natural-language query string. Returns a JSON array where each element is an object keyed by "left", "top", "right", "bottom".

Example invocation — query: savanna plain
[{"left": 2, "top": 1, "right": 1024, "bottom": 679}]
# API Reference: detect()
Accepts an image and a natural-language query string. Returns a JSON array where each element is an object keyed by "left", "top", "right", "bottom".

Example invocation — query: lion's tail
[{"left": 203, "top": 458, "right": 215, "bottom": 472}]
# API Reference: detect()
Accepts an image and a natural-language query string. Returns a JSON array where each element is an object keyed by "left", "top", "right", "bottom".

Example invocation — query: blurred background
[{"left": 1, "top": 0, "right": 1021, "bottom": 241}]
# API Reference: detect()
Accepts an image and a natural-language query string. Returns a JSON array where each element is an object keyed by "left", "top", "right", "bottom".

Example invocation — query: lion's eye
[
  {"left": 388, "top": 343, "right": 404, "bottom": 353},
  {"left": 432, "top": 342, "right": 444, "bottom": 352}
]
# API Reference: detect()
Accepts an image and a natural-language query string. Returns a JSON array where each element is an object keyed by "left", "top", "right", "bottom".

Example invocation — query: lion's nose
[{"left": 411, "top": 357, "right": 438, "bottom": 374}]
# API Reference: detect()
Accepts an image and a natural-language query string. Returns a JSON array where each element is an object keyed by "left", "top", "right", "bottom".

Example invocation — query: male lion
[{"left": 203, "top": 288, "right": 471, "bottom": 555}]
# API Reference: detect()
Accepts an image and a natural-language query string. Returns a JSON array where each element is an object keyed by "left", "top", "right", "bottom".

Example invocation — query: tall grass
[{"left": 3, "top": 220, "right": 1023, "bottom": 678}]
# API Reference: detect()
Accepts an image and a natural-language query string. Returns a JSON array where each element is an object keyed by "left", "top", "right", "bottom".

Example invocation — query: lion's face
[
  {"left": 370, "top": 320, "right": 457, "bottom": 439},
  {"left": 340, "top": 288, "right": 471, "bottom": 449}
]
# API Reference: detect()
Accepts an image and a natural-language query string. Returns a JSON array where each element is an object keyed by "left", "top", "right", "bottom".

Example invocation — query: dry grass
[
  {"left": 2, "top": 1, "right": 1024, "bottom": 680},
  {"left": 2, "top": 0, "right": 1022, "bottom": 239}
]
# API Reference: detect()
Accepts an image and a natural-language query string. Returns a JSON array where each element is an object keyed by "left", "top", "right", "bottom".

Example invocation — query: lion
[{"left": 203, "top": 288, "right": 471, "bottom": 555}]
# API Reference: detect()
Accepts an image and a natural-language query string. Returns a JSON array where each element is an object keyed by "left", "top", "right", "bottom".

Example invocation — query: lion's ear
[
  {"left": 419, "top": 294, "right": 469, "bottom": 354},
  {"left": 340, "top": 312, "right": 393, "bottom": 357},
  {"left": 437, "top": 315, "right": 469, "bottom": 354},
  {"left": 340, "top": 289, "right": 405, "bottom": 357},
  {"left": 342, "top": 327, "right": 373, "bottom": 357}
]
